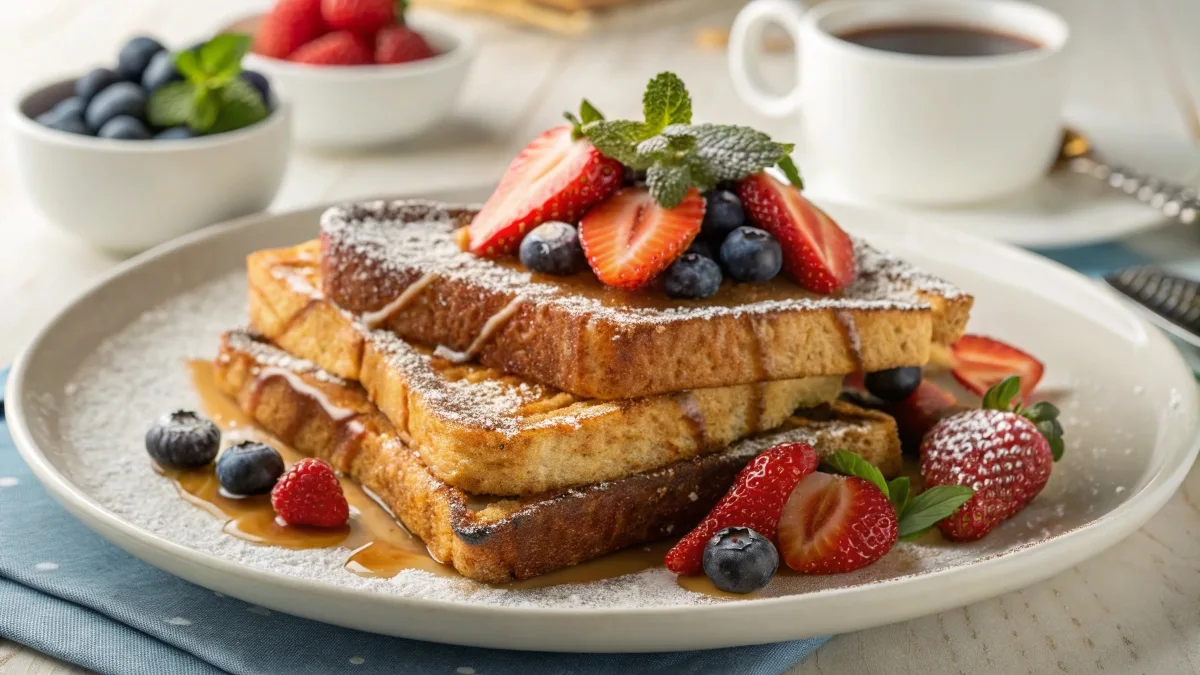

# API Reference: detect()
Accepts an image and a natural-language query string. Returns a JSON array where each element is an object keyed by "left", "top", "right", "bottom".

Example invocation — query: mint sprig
[
  {"left": 146, "top": 34, "right": 268, "bottom": 135},
  {"left": 572, "top": 72, "right": 801, "bottom": 207},
  {"left": 823, "top": 450, "right": 975, "bottom": 542}
]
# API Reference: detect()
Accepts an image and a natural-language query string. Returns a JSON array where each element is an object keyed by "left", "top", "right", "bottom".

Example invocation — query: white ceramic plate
[
  {"left": 8, "top": 190, "right": 1200, "bottom": 652},
  {"left": 803, "top": 109, "right": 1200, "bottom": 248}
]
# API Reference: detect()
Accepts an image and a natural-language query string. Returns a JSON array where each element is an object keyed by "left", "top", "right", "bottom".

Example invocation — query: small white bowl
[
  {"left": 10, "top": 79, "right": 291, "bottom": 254},
  {"left": 243, "top": 13, "right": 475, "bottom": 150}
]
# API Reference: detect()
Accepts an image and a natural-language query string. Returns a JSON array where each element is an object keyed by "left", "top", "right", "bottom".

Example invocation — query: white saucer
[
  {"left": 7, "top": 191, "right": 1199, "bottom": 652},
  {"left": 803, "top": 109, "right": 1200, "bottom": 249}
]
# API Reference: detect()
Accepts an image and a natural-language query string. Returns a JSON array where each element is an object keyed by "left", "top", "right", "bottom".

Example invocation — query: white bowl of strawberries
[{"left": 240, "top": 0, "right": 475, "bottom": 150}]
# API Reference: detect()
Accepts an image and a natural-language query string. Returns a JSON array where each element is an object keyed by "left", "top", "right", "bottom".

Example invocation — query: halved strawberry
[
  {"left": 468, "top": 126, "right": 622, "bottom": 257},
  {"left": 579, "top": 187, "right": 705, "bottom": 290},
  {"left": 738, "top": 172, "right": 856, "bottom": 294},
  {"left": 950, "top": 335, "right": 1044, "bottom": 400},
  {"left": 776, "top": 472, "right": 898, "bottom": 574}
]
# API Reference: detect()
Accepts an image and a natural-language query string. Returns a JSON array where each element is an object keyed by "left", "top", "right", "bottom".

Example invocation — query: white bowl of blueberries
[{"left": 10, "top": 35, "right": 290, "bottom": 254}]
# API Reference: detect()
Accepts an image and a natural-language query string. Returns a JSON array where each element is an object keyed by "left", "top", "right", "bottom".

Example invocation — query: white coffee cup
[{"left": 729, "top": 0, "right": 1069, "bottom": 205}]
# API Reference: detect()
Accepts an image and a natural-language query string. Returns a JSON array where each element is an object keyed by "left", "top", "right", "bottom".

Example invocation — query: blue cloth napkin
[{"left": 0, "top": 367, "right": 826, "bottom": 675}]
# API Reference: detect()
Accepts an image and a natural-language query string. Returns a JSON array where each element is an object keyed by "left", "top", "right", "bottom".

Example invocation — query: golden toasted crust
[
  {"left": 214, "top": 332, "right": 902, "bottom": 583},
  {"left": 248, "top": 243, "right": 844, "bottom": 496},
  {"left": 318, "top": 200, "right": 973, "bottom": 400}
]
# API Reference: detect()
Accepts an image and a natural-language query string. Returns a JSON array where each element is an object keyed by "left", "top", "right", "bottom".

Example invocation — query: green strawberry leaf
[
  {"left": 646, "top": 162, "right": 692, "bottom": 209},
  {"left": 580, "top": 99, "right": 604, "bottom": 125},
  {"left": 897, "top": 485, "right": 974, "bottom": 540},
  {"left": 1037, "top": 419, "right": 1066, "bottom": 461},
  {"left": 1022, "top": 401, "right": 1059, "bottom": 423},
  {"left": 981, "top": 376, "right": 1022, "bottom": 411},
  {"left": 146, "top": 81, "right": 195, "bottom": 128},
  {"left": 200, "top": 33, "right": 251, "bottom": 82},
  {"left": 823, "top": 450, "right": 889, "bottom": 498},
  {"left": 584, "top": 119, "right": 651, "bottom": 167},
  {"left": 778, "top": 155, "right": 804, "bottom": 189},
  {"left": 207, "top": 78, "right": 269, "bottom": 134},
  {"left": 643, "top": 72, "right": 692, "bottom": 133},
  {"left": 189, "top": 87, "right": 221, "bottom": 132},
  {"left": 887, "top": 476, "right": 910, "bottom": 515}
]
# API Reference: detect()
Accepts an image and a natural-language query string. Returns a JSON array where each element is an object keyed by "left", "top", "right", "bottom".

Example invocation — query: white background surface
[{"left": 3, "top": 0, "right": 1200, "bottom": 672}]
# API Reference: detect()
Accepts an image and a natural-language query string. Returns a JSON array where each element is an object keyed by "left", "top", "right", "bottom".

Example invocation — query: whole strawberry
[
  {"left": 666, "top": 442, "right": 818, "bottom": 575},
  {"left": 271, "top": 457, "right": 350, "bottom": 528},
  {"left": 375, "top": 24, "right": 436, "bottom": 64},
  {"left": 253, "top": 0, "right": 325, "bottom": 60},
  {"left": 921, "top": 376, "right": 1064, "bottom": 541},
  {"left": 321, "top": 0, "right": 395, "bottom": 33},
  {"left": 289, "top": 31, "right": 373, "bottom": 65}
]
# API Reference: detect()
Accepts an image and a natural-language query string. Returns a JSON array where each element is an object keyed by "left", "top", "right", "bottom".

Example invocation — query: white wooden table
[{"left": 3, "top": 0, "right": 1200, "bottom": 672}]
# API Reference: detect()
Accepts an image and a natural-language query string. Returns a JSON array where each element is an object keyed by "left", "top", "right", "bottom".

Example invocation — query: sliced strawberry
[
  {"left": 580, "top": 187, "right": 705, "bottom": 290},
  {"left": 777, "top": 473, "right": 898, "bottom": 574},
  {"left": 882, "top": 380, "right": 963, "bottom": 452},
  {"left": 666, "top": 442, "right": 818, "bottom": 575},
  {"left": 950, "top": 335, "right": 1044, "bottom": 400},
  {"left": 737, "top": 172, "right": 856, "bottom": 294},
  {"left": 468, "top": 126, "right": 622, "bottom": 257}
]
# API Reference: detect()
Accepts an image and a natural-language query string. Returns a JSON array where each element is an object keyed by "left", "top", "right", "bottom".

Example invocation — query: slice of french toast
[
  {"left": 214, "top": 331, "right": 902, "bottom": 583},
  {"left": 319, "top": 200, "right": 972, "bottom": 400},
  {"left": 248, "top": 242, "right": 843, "bottom": 496}
]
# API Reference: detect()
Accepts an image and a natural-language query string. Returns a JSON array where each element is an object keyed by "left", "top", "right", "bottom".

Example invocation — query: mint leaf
[
  {"left": 176, "top": 49, "right": 204, "bottom": 84},
  {"left": 897, "top": 485, "right": 974, "bottom": 540},
  {"left": 189, "top": 88, "right": 221, "bottom": 132},
  {"left": 823, "top": 450, "right": 889, "bottom": 498},
  {"left": 584, "top": 120, "right": 650, "bottom": 167},
  {"left": 580, "top": 99, "right": 604, "bottom": 125},
  {"left": 208, "top": 78, "right": 269, "bottom": 134},
  {"left": 981, "top": 376, "right": 1021, "bottom": 410},
  {"left": 643, "top": 72, "right": 692, "bottom": 133},
  {"left": 646, "top": 163, "right": 692, "bottom": 209},
  {"left": 146, "top": 81, "right": 194, "bottom": 128},
  {"left": 778, "top": 155, "right": 804, "bottom": 189},
  {"left": 200, "top": 33, "right": 251, "bottom": 82},
  {"left": 888, "top": 476, "right": 910, "bottom": 515},
  {"left": 687, "top": 123, "right": 792, "bottom": 182}
]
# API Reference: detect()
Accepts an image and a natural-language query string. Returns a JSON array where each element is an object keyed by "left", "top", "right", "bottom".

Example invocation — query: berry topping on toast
[
  {"left": 738, "top": 172, "right": 857, "bottom": 294},
  {"left": 580, "top": 187, "right": 705, "bottom": 290},
  {"left": 468, "top": 125, "right": 622, "bottom": 256},
  {"left": 921, "top": 376, "right": 1064, "bottom": 541}
]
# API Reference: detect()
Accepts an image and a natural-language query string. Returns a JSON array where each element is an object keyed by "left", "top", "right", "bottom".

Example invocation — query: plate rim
[{"left": 7, "top": 195, "right": 1199, "bottom": 651}]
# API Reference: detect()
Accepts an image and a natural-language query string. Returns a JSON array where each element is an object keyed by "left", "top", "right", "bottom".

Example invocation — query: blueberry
[
  {"left": 664, "top": 252, "right": 722, "bottom": 299},
  {"left": 117, "top": 36, "right": 166, "bottom": 81},
  {"left": 685, "top": 238, "right": 714, "bottom": 260},
  {"left": 623, "top": 166, "right": 647, "bottom": 186},
  {"left": 97, "top": 115, "right": 150, "bottom": 140},
  {"left": 702, "top": 526, "right": 778, "bottom": 594},
  {"left": 85, "top": 82, "right": 147, "bottom": 132},
  {"left": 701, "top": 189, "right": 746, "bottom": 243},
  {"left": 215, "top": 441, "right": 285, "bottom": 496},
  {"left": 719, "top": 226, "right": 783, "bottom": 283},
  {"left": 155, "top": 126, "right": 196, "bottom": 140},
  {"left": 36, "top": 97, "right": 89, "bottom": 135},
  {"left": 75, "top": 68, "right": 123, "bottom": 104},
  {"left": 864, "top": 366, "right": 923, "bottom": 402},
  {"left": 145, "top": 410, "right": 220, "bottom": 468},
  {"left": 241, "top": 70, "right": 271, "bottom": 106},
  {"left": 141, "top": 50, "right": 180, "bottom": 92},
  {"left": 518, "top": 221, "right": 586, "bottom": 275}
]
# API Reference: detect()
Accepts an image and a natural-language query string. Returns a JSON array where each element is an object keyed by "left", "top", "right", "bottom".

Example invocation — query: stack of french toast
[{"left": 210, "top": 192, "right": 973, "bottom": 582}]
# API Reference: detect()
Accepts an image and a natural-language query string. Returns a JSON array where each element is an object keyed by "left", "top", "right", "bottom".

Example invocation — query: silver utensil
[
  {"left": 1104, "top": 266, "right": 1200, "bottom": 349},
  {"left": 1059, "top": 128, "right": 1199, "bottom": 225}
]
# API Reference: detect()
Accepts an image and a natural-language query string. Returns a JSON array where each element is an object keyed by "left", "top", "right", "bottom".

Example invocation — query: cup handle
[{"left": 728, "top": 0, "right": 806, "bottom": 118}]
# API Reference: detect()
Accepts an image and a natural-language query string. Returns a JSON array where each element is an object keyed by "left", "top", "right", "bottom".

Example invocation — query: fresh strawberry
[
  {"left": 580, "top": 187, "right": 705, "bottom": 290},
  {"left": 288, "top": 30, "right": 372, "bottom": 65},
  {"left": 375, "top": 24, "right": 436, "bottom": 64},
  {"left": 737, "top": 172, "right": 856, "bottom": 294},
  {"left": 883, "top": 380, "right": 963, "bottom": 452},
  {"left": 666, "top": 442, "right": 818, "bottom": 575},
  {"left": 777, "top": 472, "right": 898, "bottom": 574},
  {"left": 253, "top": 0, "right": 325, "bottom": 60},
  {"left": 321, "top": 0, "right": 394, "bottom": 33},
  {"left": 271, "top": 457, "right": 350, "bottom": 528},
  {"left": 950, "top": 334, "right": 1044, "bottom": 401},
  {"left": 468, "top": 126, "right": 623, "bottom": 256},
  {"left": 921, "top": 376, "right": 1064, "bottom": 541}
]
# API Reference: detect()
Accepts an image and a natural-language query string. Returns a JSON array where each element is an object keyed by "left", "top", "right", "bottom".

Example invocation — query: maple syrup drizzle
[
  {"left": 675, "top": 392, "right": 708, "bottom": 448},
  {"left": 433, "top": 295, "right": 526, "bottom": 364},
  {"left": 175, "top": 360, "right": 736, "bottom": 596},
  {"left": 834, "top": 310, "right": 864, "bottom": 371},
  {"left": 360, "top": 272, "right": 438, "bottom": 329}
]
